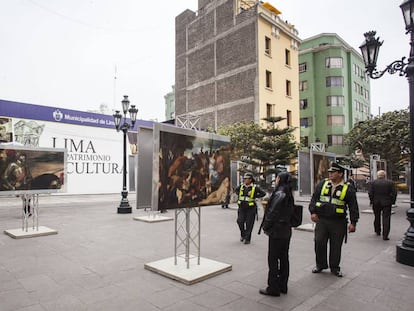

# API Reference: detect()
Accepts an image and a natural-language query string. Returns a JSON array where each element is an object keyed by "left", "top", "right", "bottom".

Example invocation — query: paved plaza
[{"left": 0, "top": 191, "right": 413, "bottom": 311}]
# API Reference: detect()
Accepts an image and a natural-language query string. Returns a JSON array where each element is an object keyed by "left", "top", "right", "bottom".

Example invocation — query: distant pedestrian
[
  {"left": 309, "top": 163, "right": 359, "bottom": 277},
  {"left": 234, "top": 173, "right": 266, "bottom": 244},
  {"left": 259, "top": 172, "right": 294, "bottom": 297},
  {"left": 222, "top": 186, "right": 232, "bottom": 209},
  {"left": 347, "top": 175, "right": 357, "bottom": 192},
  {"left": 368, "top": 170, "right": 397, "bottom": 240}
]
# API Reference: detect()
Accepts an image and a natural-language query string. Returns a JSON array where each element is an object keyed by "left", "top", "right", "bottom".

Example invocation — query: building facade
[
  {"left": 175, "top": 0, "right": 300, "bottom": 141},
  {"left": 164, "top": 85, "right": 175, "bottom": 122},
  {"left": 299, "top": 33, "right": 371, "bottom": 156}
]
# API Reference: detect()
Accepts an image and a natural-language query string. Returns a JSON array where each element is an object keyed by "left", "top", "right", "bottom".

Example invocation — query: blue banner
[{"left": 0, "top": 99, "right": 152, "bottom": 130}]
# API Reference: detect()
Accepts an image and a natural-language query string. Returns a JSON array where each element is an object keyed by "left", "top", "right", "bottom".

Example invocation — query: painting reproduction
[
  {"left": 157, "top": 128, "right": 231, "bottom": 210},
  {"left": 0, "top": 146, "right": 66, "bottom": 194}
]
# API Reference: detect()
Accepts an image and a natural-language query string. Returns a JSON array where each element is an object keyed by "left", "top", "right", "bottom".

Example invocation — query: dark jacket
[
  {"left": 309, "top": 179, "right": 359, "bottom": 225},
  {"left": 262, "top": 186, "right": 294, "bottom": 239},
  {"left": 369, "top": 179, "right": 397, "bottom": 207}
]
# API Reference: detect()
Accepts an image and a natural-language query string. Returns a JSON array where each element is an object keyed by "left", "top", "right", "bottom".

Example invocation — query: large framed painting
[
  {"left": 0, "top": 145, "right": 66, "bottom": 195},
  {"left": 142, "top": 124, "right": 231, "bottom": 211}
]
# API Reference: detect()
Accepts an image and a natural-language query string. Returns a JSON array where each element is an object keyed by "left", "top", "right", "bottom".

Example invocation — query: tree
[
  {"left": 217, "top": 118, "right": 298, "bottom": 190},
  {"left": 217, "top": 121, "right": 262, "bottom": 160},
  {"left": 251, "top": 117, "right": 298, "bottom": 189},
  {"left": 345, "top": 110, "right": 410, "bottom": 179}
]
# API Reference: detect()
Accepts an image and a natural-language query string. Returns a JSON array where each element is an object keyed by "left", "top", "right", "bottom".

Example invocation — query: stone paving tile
[
  {"left": 163, "top": 299, "right": 211, "bottom": 311},
  {"left": 187, "top": 287, "right": 241, "bottom": 309},
  {"left": 40, "top": 294, "right": 87, "bottom": 311}
]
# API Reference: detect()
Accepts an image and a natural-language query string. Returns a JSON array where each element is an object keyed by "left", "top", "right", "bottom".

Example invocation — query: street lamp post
[
  {"left": 113, "top": 95, "right": 138, "bottom": 214},
  {"left": 359, "top": 0, "right": 414, "bottom": 266}
]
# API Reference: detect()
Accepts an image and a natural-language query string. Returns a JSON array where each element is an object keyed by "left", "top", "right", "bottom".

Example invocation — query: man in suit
[{"left": 368, "top": 170, "right": 397, "bottom": 240}]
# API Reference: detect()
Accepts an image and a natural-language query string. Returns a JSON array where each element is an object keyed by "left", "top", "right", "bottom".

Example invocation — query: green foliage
[
  {"left": 218, "top": 118, "right": 298, "bottom": 190},
  {"left": 345, "top": 109, "right": 410, "bottom": 179},
  {"left": 217, "top": 121, "right": 262, "bottom": 160}
]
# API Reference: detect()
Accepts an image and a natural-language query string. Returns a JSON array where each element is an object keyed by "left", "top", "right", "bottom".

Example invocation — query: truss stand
[
  {"left": 144, "top": 206, "right": 232, "bottom": 285},
  {"left": 174, "top": 207, "right": 201, "bottom": 268},
  {"left": 175, "top": 113, "right": 201, "bottom": 130},
  {"left": 4, "top": 194, "right": 58, "bottom": 239}
]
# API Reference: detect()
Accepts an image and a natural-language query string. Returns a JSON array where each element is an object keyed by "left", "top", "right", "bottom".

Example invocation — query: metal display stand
[
  {"left": 4, "top": 194, "right": 58, "bottom": 239},
  {"left": 22, "top": 194, "right": 38, "bottom": 232},
  {"left": 174, "top": 207, "right": 201, "bottom": 268}
]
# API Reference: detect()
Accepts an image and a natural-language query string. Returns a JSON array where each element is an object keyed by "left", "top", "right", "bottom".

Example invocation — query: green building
[
  {"left": 299, "top": 33, "right": 371, "bottom": 157},
  {"left": 164, "top": 85, "right": 175, "bottom": 122}
]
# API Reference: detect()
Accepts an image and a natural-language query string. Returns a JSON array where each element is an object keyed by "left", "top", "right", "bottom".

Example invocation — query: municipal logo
[{"left": 53, "top": 109, "right": 63, "bottom": 122}]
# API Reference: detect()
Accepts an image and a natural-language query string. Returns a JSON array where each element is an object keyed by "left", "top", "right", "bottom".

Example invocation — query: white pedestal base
[
  {"left": 4, "top": 226, "right": 58, "bottom": 239},
  {"left": 295, "top": 223, "right": 315, "bottom": 232},
  {"left": 133, "top": 214, "right": 173, "bottom": 223},
  {"left": 144, "top": 255, "right": 232, "bottom": 285},
  {"left": 361, "top": 209, "right": 395, "bottom": 214}
]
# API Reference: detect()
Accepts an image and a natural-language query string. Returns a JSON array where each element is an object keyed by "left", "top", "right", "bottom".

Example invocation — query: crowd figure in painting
[{"left": 158, "top": 141, "right": 231, "bottom": 211}]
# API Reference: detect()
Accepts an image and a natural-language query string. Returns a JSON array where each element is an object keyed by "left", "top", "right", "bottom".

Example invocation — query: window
[
  {"left": 300, "top": 99, "right": 308, "bottom": 110},
  {"left": 266, "top": 103, "right": 274, "bottom": 118},
  {"left": 287, "top": 110, "right": 292, "bottom": 126},
  {"left": 328, "top": 135, "right": 344, "bottom": 146},
  {"left": 365, "top": 89, "right": 370, "bottom": 100},
  {"left": 300, "top": 117, "right": 312, "bottom": 128},
  {"left": 285, "top": 49, "right": 291, "bottom": 66},
  {"left": 326, "top": 96, "right": 344, "bottom": 107},
  {"left": 265, "top": 36, "right": 271, "bottom": 55},
  {"left": 299, "top": 80, "right": 308, "bottom": 91},
  {"left": 326, "top": 76, "right": 343, "bottom": 87},
  {"left": 327, "top": 115, "right": 345, "bottom": 126},
  {"left": 266, "top": 70, "right": 272, "bottom": 88},
  {"left": 326, "top": 57, "right": 343, "bottom": 68},
  {"left": 286, "top": 80, "right": 291, "bottom": 96},
  {"left": 299, "top": 62, "right": 307, "bottom": 73}
]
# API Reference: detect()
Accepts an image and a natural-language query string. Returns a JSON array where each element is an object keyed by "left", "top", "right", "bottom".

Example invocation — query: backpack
[{"left": 291, "top": 204, "right": 303, "bottom": 227}]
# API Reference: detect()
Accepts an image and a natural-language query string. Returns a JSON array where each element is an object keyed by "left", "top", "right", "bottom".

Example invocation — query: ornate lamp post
[
  {"left": 359, "top": 0, "right": 414, "bottom": 266},
  {"left": 113, "top": 95, "right": 138, "bottom": 214}
]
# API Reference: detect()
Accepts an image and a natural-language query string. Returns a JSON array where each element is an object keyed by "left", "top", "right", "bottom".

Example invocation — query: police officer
[
  {"left": 309, "top": 163, "right": 359, "bottom": 277},
  {"left": 235, "top": 172, "right": 266, "bottom": 244}
]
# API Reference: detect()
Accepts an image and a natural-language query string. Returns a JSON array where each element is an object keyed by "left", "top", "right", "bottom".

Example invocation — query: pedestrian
[
  {"left": 368, "top": 170, "right": 397, "bottom": 240},
  {"left": 309, "top": 163, "right": 359, "bottom": 277},
  {"left": 234, "top": 172, "right": 266, "bottom": 244},
  {"left": 348, "top": 175, "right": 357, "bottom": 192},
  {"left": 259, "top": 172, "right": 294, "bottom": 297},
  {"left": 221, "top": 186, "right": 232, "bottom": 208}
]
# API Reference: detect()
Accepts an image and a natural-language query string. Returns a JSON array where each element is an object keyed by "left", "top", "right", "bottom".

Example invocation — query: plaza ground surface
[{"left": 0, "top": 191, "right": 413, "bottom": 311}]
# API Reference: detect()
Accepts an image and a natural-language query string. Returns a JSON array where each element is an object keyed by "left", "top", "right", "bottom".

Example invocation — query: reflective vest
[
  {"left": 316, "top": 179, "right": 349, "bottom": 215},
  {"left": 238, "top": 184, "right": 256, "bottom": 206}
]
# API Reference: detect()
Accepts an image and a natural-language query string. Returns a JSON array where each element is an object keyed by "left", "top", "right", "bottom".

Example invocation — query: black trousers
[
  {"left": 373, "top": 203, "right": 391, "bottom": 238},
  {"left": 267, "top": 237, "right": 290, "bottom": 294},
  {"left": 237, "top": 205, "right": 256, "bottom": 241},
  {"left": 314, "top": 217, "right": 346, "bottom": 272}
]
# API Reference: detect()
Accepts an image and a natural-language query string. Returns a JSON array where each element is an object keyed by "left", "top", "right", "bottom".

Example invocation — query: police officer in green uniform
[
  {"left": 235, "top": 173, "right": 266, "bottom": 244},
  {"left": 309, "top": 163, "right": 359, "bottom": 277}
]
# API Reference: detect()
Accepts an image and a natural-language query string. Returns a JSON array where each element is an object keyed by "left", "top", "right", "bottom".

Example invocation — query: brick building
[{"left": 175, "top": 0, "right": 300, "bottom": 141}]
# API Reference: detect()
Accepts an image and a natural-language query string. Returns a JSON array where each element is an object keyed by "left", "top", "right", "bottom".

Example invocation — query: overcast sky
[{"left": 0, "top": 0, "right": 409, "bottom": 121}]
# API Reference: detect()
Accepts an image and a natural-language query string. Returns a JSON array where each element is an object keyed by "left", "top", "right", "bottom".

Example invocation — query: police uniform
[
  {"left": 309, "top": 164, "right": 359, "bottom": 276},
  {"left": 235, "top": 173, "right": 266, "bottom": 244}
]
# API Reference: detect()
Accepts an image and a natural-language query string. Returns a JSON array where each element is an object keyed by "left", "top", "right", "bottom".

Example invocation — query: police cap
[
  {"left": 243, "top": 172, "right": 254, "bottom": 181},
  {"left": 327, "top": 162, "right": 346, "bottom": 173}
]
